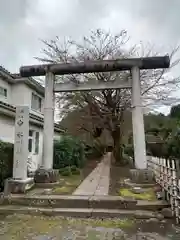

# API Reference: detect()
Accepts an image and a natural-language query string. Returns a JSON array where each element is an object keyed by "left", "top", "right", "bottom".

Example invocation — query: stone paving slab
[
  {"left": 94, "top": 155, "right": 110, "bottom": 196},
  {"left": 73, "top": 153, "right": 111, "bottom": 196}
]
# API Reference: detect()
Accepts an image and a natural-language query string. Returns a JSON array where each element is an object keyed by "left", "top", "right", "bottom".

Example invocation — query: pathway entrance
[
  {"left": 73, "top": 153, "right": 111, "bottom": 196},
  {"left": 1, "top": 153, "right": 180, "bottom": 239}
]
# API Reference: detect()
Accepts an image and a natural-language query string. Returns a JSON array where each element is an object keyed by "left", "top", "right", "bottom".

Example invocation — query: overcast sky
[
  {"left": 0, "top": 0, "right": 180, "bottom": 114},
  {"left": 0, "top": 0, "right": 180, "bottom": 72}
]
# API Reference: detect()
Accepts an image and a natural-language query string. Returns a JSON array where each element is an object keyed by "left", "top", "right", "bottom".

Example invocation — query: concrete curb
[
  {"left": 35, "top": 182, "right": 61, "bottom": 189},
  {"left": 0, "top": 205, "right": 163, "bottom": 219},
  {"left": 2, "top": 195, "right": 169, "bottom": 211}
]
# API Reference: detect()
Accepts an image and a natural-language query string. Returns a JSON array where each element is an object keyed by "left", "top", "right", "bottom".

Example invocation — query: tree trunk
[{"left": 112, "top": 126, "right": 123, "bottom": 163}]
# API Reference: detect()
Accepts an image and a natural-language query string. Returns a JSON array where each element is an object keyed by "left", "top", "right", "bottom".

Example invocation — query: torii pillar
[
  {"left": 131, "top": 66, "right": 146, "bottom": 169},
  {"left": 42, "top": 71, "right": 55, "bottom": 170},
  {"left": 129, "top": 66, "right": 154, "bottom": 183}
]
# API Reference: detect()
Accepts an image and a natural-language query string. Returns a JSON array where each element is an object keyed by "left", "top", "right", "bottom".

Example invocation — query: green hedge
[
  {"left": 85, "top": 143, "right": 106, "bottom": 159},
  {"left": 53, "top": 136, "right": 86, "bottom": 169},
  {"left": 123, "top": 144, "right": 134, "bottom": 158},
  {"left": 0, "top": 140, "right": 13, "bottom": 191},
  {"left": 59, "top": 165, "right": 81, "bottom": 176}
]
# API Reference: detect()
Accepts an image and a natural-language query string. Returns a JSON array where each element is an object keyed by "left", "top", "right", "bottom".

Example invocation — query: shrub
[
  {"left": 72, "top": 169, "right": 81, "bottom": 175},
  {"left": 71, "top": 166, "right": 81, "bottom": 175},
  {"left": 59, "top": 165, "right": 81, "bottom": 176},
  {"left": 124, "top": 144, "right": 134, "bottom": 158},
  {"left": 53, "top": 136, "right": 85, "bottom": 169},
  {"left": 63, "top": 166, "right": 71, "bottom": 171},
  {"left": 85, "top": 142, "right": 106, "bottom": 159},
  {"left": 0, "top": 140, "right": 13, "bottom": 191},
  {"left": 59, "top": 166, "right": 71, "bottom": 174},
  {"left": 60, "top": 167, "right": 72, "bottom": 176},
  {"left": 71, "top": 165, "right": 78, "bottom": 173},
  {"left": 71, "top": 165, "right": 77, "bottom": 172},
  {"left": 61, "top": 170, "right": 71, "bottom": 176},
  {"left": 59, "top": 168, "right": 65, "bottom": 174}
]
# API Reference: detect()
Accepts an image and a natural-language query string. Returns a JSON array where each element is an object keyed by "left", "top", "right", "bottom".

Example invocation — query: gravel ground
[{"left": 0, "top": 214, "right": 180, "bottom": 239}]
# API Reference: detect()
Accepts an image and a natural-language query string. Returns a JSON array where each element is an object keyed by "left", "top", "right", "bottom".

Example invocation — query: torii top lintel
[{"left": 20, "top": 56, "right": 170, "bottom": 77}]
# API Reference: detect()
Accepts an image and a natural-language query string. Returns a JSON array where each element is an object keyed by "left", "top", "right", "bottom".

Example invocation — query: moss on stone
[
  {"left": 53, "top": 185, "right": 73, "bottom": 194},
  {"left": 87, "top": 218, "right": 134, "bottom": 229},
  {"left": 65, "top": 217, "right": 134, "bottom": 229},
  {"left": 51, "top": 174, "right": 82, "bottom": 195},
  {"left": 119, "top": 188, "right": 156, "bottom": 201}
]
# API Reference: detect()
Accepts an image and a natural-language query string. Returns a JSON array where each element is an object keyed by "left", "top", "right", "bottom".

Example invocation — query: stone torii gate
[{"left": 19, "top": 56, "right": 170, "bottom": 182}]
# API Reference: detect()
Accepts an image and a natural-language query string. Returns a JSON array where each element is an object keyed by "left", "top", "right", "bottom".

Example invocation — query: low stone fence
[{"left": 147, "top": 156, "right": 180, "bottom": 223}]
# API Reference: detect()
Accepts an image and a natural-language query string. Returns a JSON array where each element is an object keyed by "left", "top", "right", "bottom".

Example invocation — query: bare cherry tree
[{"left": 37, "top": 29, "right": 180, "bottom": 163}]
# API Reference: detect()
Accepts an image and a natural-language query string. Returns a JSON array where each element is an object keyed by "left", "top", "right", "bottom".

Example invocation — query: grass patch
[
  {"left": 66, "top": 217, "right": 135, "bottom": 229},
  {"left": 119, "top": 188, "right": 156, "bottom": 201},
  {"left": 85, "top": 218, "right": 134, "bottom": 229},
  {"left": 52, "top": 174, "right": 83, "bottom": 195},
  {"left": 53, "top": 186, "right": 73, "bottom": 194}
]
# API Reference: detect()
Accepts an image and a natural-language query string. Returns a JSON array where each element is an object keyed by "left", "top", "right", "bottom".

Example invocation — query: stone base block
[
  {"left": 4, "top": 178, "right": 34, "bottom": 195},
  {"left": 130, "top": 169, "right": 154, "bottom": 184},
  {"left": 35, "top": 182, "right": 60, "bottom": 189},
  {"left": 34, "top": 168, "right": 59, "bottom": 184},
  {"left": 89, "top": 196, "right": 137, "bottom": 209}
]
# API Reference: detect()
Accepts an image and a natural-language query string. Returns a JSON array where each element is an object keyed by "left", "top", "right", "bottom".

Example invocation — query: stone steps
[
  {"left": 136, "top": 200, "right": 170, "bottom": 211},
  {"left": 2, "top": 195, "right": 170, "bottom": 211},
  {"left": 0, "top": 205, "right": 164, "bottom": 219}
]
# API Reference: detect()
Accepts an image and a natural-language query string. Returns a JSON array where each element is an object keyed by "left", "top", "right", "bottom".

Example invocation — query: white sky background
[{"left": 0, "top": 0, "right": 180, "bottom": 117}]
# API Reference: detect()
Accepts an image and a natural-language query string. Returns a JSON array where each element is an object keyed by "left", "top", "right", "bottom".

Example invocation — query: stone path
[{"left": 73, "top": 153, "right": 111, "bottom": 196}]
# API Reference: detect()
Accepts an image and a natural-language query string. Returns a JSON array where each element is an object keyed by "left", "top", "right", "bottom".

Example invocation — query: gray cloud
[
  {"left": 119, "top": 0, "right": 180, "bottom": 44},
  {"left": 0, "top": 0, "right": 180, "bottom": 74},
  {"left": 0, "top": 0, "right": 28, "bottom": 24}
]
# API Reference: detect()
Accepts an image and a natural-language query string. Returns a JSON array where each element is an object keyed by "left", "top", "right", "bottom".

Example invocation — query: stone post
[
  {"left": 131, "top": 66, "right": 147, "bottom": 169},
  {"left": 4, "top": 106, "right": 34, "bottom": 195},
  {"left": 13, "top": 105, "right": 29, "bottom": 179}
]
